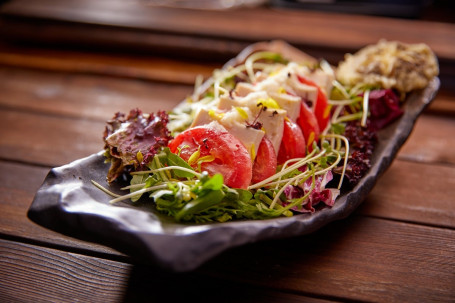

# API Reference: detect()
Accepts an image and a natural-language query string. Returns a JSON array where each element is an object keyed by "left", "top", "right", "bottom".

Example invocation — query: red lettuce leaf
[
  {"left": 283, "top": 171, "right": 340, "bottom": 213},
  {"left": 368, "top": 89, "right": 403, "bottom": 131},
  {"left": 103, "top": 109, "right": 172, "bottom": 182}
]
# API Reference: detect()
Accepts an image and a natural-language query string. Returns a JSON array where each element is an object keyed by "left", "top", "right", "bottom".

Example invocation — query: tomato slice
[
  {"left": 297, "top": 75, "right": 331, "bottom": 132},
  {"left": 252, "top": 136, "right": 277, "bottom": 184},
  {"left": 297, "top": 102, "right": 320, "bottom": 152},
  {"left": 277, "top": 119, "right": 306, "bottom": 164},
  {"left": 168, "top": 124, "right": 252, "bottom": 189}
]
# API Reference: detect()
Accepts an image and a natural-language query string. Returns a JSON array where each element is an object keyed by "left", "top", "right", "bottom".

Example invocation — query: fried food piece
[{"left": 336, "top": 40, "right": 439, "bottom": 93}]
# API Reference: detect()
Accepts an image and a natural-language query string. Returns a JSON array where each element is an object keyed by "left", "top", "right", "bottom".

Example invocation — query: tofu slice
[
  {"left": 221, "top": 120, "right": 264, "bottom": 161},
  {"left": 190, "top": 107, "right": 214, "bottom": 128},
  {"left": 233, "top": 82, "right": 255, "bottom": 97},
  {"left": 304, "top": 68, "right": 334, "bottom": 97},
  {"left": 287, "top": 74, "right": 318, "bottom": 109},
  {"left": 255, "top": 107, "right": 285, "bottom": 154},
  {"left": 218, "top": 91, "right": 268, "bottom": 112},
  {"left": 269, "top": 92, "right": 301, "bottom": 122},
  {"left": 220, "top": 91, "right": 286, "bottom": 154},
  {"left": 218, "top": 95, "right": 239, "bottom": 111},
  {"left": 191, "top": 108, "right": 264, "bottom": 160}
]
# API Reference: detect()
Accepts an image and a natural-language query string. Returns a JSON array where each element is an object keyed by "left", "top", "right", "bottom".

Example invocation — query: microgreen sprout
[
  {"left": 98, "top": 46, "right": 388, "bottom": 223},
  {"left": 91, "top": 180, "right": 121, "bottom": 198},
  {"left": 361, "top": 89, "right": 370, "bottom": 127}
]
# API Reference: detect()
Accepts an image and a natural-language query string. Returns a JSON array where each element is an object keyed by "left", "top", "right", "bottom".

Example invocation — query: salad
[{"left": 95, "top": 40, "right": 438, "bottom": 223}]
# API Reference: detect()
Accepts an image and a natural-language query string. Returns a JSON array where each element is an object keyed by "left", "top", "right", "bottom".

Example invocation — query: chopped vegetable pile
[{"left": 95, "top": 40, "right": 438, "bottom": 223}]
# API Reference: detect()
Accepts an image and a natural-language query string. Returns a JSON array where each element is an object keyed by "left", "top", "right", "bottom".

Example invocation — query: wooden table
[{"left": 0, "top": 1, "right": 454, "bottom": 301}]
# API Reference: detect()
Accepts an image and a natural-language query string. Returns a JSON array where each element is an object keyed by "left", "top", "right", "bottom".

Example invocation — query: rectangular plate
[{"left": 27, "top": 41, "right": 440, "bottom": 272}]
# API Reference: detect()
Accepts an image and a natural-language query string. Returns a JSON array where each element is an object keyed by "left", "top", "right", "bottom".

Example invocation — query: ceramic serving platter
[{"left": 27, "top": 42, "right": 440, "bottom": 272}]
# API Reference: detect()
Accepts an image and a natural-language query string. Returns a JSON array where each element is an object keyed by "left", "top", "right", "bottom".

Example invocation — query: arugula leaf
[
  {"left": 162, "top": 148, "right": 197, "bottom": 179},
  {"left": 234, "top": 189, "right": 253, "bottom": 202},
  {"left": 175, "top": 189, "right": 225, "bottom": 222},
  {"left": 331, "top": 123, "right": 346, "bottom": 135},
  {"left": 200, "top": 173, "right": 224, "bottom": 191},
  {"left": 129, "top": 174, "right": 149, "bottom": 202}
]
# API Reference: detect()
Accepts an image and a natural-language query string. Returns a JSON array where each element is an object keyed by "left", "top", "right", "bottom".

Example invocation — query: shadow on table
[{"left": 121, "top": 214, "right": 363, "bottom": 302}]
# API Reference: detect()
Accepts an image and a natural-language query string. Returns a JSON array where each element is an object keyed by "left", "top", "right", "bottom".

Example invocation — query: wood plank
[
  {"left": 1, "top": 155, "right": 454, "bottom": 261},
  {"left": 1, "top": 47, "right": 455, "bottom": 104},
  {"left": 359, "top": 160, "right": 455, "bottom": 229},
  {"left": 0, "top": 66, "right": 192, "bottom": 121},
  {"left": 0, "top": 109, "right": 105, "bottom": 166},
  {"left": 0, "top": 113, "right": 453, "bottom": 300},
  {"left": 0, "top": 239, "right": 332, "bottom": 303},
  {"left": 0, "top": 239, "right": 129, "bottom": 302},
  {"left": 399, "top": 113, "right": 455, "bottom": 165},
  {"left": 0, "top": 66, "right": 453, "bottom": 122},
  {"left": 1, "top": 0, "right": 454, "bottom": 61},
  {"left": 1, "top": 106, "right": 454, "bottom": 168},
  {"left": 0, "top": 45, "right": 215, "bottom": 85},
  {"left": 0, "top": 160, "right": 123, "bottom": 257},
  {"left": 201, "top": 216, "right": 455, "bottom": 302},
  {"left": 1, "top": 213, "right": 454, "bottom": 302},
  {"left": 1, "top": 1, "right": 454, "bottom": 92},
  {"left": 426, "top": 89, "right": 455, "bottom": 115}
]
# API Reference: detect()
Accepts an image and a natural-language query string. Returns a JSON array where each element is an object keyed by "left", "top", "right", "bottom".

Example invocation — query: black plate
[{"left": 27, "top": 74, "right": 439, "bottom": 272}]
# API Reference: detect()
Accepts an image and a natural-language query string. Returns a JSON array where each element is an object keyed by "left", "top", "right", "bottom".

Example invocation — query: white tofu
[
  {"left": 269, "top": 92, "right": 301, "bottom": 122},
  {"left": 190, "top": 108, "right": 213, "bottom": 128},
  {"left": 218, "top": 95, "right": 239, "bottom": 111},
  {"left": 222, "top": 91, "right": 286, "bottom": 154},
  {"left": 235, "top": 91, "right": 270, "bottom": 109},
  {"left": 254, "top": 68, "right": 288, "bottom": 96},
  {"left": 304, "top": 68, "right": 334, "bottom": 97},
  {"left": 191, "top": 108, "right": 264, "bottom": 160},
  {"left": 255, "top": 107, "right": 286, "bottom": 154},
  {"left": 187, "top": 62, "right": 335, "bottom": 160},
  {"left": 219, "top": 108, "right": 265, "bottom": 160},
  {"left": 287, "top": 74, "right": 318, "bottom": 109},
  {"left": 233, "top": 82, "right": 255, "bottom": 97},
  {"left": 227, "top": 91, "right": 269, "bottom": 111},
  {"left": 218, "top": 107, "right": 246, "bottom": 126},
  {"left": 220, "top": 119, "right": 264, "bottom": 160}
]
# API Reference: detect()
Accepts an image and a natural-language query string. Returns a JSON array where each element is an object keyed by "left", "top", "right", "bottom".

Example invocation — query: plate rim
[{"left": 27, "top": 43, "right": 440, "bottom": 271}]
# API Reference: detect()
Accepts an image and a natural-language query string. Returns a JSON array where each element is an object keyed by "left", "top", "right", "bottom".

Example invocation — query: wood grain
[
  {"left": 426, "top": 89, "right": 455, "bottom": 115},
  {"left": 1, "top": 216, "right": 454, "bottom": 302},
  {"left": 0, "top": 239, "right": 333, "bottom": 303},
  {"left": 201, "top": 216, "right": 455, "bottom": 302},
  {"left": 0, "top": 109, "right": 104, "bottom": 167},
  {"left": 0, "top": 46, "right": 215, "bottom": 85},
  {"left": 359, "top": 160, "right": 455, "bottom": 229},
  {"left": 1, "top": 106, "right": 454, "bottom": 168},
  {"left": 1, "top": 0, "right": 454, "bottom": 60},
  {"left": 0, "top": 160, "right": 123, "bottom": 258},
  {"left": 399, "top": 113, "right": 455, "bottom": 165},
  {"left": 0, "top": 66, "right": 453, "bottom": 166},
  {"left": 1, "top": 153, "right": 454, "bottom": 259},
  {"left": 0, "top": 238, "right": 130, "bottom": 303},
  {"left": 0, "top": 2, "right": 453, "bottom": 302},
  {"left": 0, "top": 66, "right": 192, "bottom": 121},
  {"left": 1, "top": 0, "right": 454, "bottom": 92}
]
